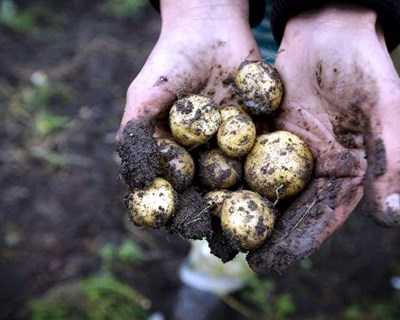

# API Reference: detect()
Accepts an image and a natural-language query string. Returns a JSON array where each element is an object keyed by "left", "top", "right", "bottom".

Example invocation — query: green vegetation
[
  {"left": 239, "top": 275, "right": 296, "bottom": 320},
  {"left": 99, "top": 0, "right": 148, "bottom": 18},
  {"left": 29, "top": 238, "right": 150, "bottom": 320},
  {"left": 30, "top": 273, "right": 151, "bottom": 320},
  {"left": 99, "top": 238, "right": 147, "bottom": 271}
]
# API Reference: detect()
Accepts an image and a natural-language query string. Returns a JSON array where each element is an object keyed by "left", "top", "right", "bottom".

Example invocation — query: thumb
[{"left": 363, "top": 76, "right": 400, "bottom": 227}]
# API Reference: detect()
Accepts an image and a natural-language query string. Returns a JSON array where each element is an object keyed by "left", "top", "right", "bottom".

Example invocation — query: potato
[
  {"left": 217, "top": 114, "right": 256, "bottom": 158},
  {"left": 169, "top": 94, "right": 221, "bottom": 147},
  {"left": 198, "top": 149, "right": 242, "bottom": 189},
  {"left": 244, "top": 131, "right": 313, "bottom": 201},
  {"left": 156, "top": 138, "right": 195, "bottom": 192},
  {"left": 204, "top": 190, "right": 232, "bottom": 217},
  {"left": 220, "top": 105, "right": 249, "bottom": 122},
  {"left": 235, "top": 60, "right": 283, "bottom": 115},
  {"left": 127, "top": 178, "right": 175, "bottom": 228},
  {"left": 220, "top": 190, "right": 275, "bottom": 251}
]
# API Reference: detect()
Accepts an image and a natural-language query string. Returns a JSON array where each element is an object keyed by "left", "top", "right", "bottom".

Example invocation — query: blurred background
[{"left": 0, "top": 1, "right": 399, "bottom": 319}]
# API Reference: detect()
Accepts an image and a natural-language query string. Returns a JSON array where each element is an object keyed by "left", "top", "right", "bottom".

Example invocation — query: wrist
[
  {"left": 160, "top": 0, "right": 249, "bottom": 28},
  {"left": 281, "top": 3, "right": 378, "bottom": 46}
]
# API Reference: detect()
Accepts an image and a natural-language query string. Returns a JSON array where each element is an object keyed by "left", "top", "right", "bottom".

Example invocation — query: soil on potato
[{"left": 0, "top": 1, "right": 400, "bottom": 320}]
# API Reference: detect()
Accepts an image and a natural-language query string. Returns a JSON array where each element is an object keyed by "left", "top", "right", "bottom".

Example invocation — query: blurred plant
[
  {"left": 0, "top": 0, "right": 35, "bottom": 33},
  {"left": 99, "top": 0, "right": 148, "bottom": 19},
  {"left": 220, "top": 274, "right": 296, "bottom": 320},
  {"left": 29, "top": 273, "right": 151, "bottom": 320},
  {"left": 99, "top": 238, "right": 148, "bottom": 271},
  {"left": 4, "top": 72, "right": 76, "bottom": 167}
]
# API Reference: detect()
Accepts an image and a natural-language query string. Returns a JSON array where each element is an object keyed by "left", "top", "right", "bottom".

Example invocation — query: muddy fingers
[{"left": 247, "top": 177, "right": 363, "bottom": 273}]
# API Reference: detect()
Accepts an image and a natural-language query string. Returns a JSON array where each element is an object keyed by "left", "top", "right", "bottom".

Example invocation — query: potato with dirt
[
  {"left": 235, "top": 60, "right": 283, "bottom": 115},
  {"left": 204, "top": 190, "right": 232, "bottom": 217},
  {"left": 244, "top": 130, "right": 314, "bottom": 201},
  {"left": 198, "top": 149, "right": 242, "bottom": 190},
  {"left": 217, "top": 114, "right": 256, "bottom": 158},
  {"left": 127, "top": 177, "right": 175, "bottom": 229},
  {"left": 169, "top": 94, "right": 221, "bottom": 147},
  {"left": 221, "top": 190, "right": 276, "bottom": 251},
  {"left": 156, "top": 138, "right": 195, "bottom": 192}
]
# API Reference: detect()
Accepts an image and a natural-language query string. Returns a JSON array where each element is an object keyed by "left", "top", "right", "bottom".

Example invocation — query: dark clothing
[
  {"left": 271, "top": 0, "right": 400, "bottom": 51},
  {"left": 148, "top": 0, "right": 400, "bottom": 51}
]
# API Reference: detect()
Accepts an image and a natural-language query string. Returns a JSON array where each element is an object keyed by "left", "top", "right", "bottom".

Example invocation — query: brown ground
[{"left": 0, "top": 1, "right": 400, "bottom": 319}]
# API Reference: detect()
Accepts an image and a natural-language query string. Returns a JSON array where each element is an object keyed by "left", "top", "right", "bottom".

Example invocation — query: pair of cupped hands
[{"left": 118, "top": 1, "right": 400, "bottom": 273}]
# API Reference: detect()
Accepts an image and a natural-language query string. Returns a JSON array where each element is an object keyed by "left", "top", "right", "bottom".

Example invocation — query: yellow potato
[
  {"left": 128, "top": 178, "right": 175, "bottom": 228},
  {"left": 198, "top": 149, "right": 242, "bottom": 189},
  {"left": 235, "top": 60, "right": 283, "bottom": 115},
  {"left": 169, "top": 94, "right": 221, "bottom": 147},
  {"left": 220, "top": 190, "right": 275, "bottom": 251},
  {"left": 244, "top": 131, "right": 314, "bottom": 201},
  {"left": 217, "top": 114, "right": 256, "bottom": 158},
  {"left": 204, "top": 190, "right": 232, "bottom": 217},
  {"left": 156, "top": 138, "right": 195, "bottom": 191},
  {"left": 220, "top": 105, "right": 249, "bottom": 122}
]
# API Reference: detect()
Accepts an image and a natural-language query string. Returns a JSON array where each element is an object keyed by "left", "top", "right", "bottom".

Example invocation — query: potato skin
[
  {"left": 220, "top": 190, "right": 275, "bottom": 251},
  {"left": 217, "top": 114, "right": 256, "bottom": 158},
  {"left": 220, "top": 105, "right": 249, "bottom": 123},
  {"left": 128, "top": 178, "right": 175, "bottom": 228},
  {"left": 169, "top": 94, "right": 221, "bottom": 147},
  {"left": 204, "top": 190, "right": 232, "bottom": 217},
  {"left": 244, "top": 131, "right": 314, "bottom": 201},
  {"left": 156, "top": 138, "right": 195, "bottom": 192},
  {"left": 235, "top": 60, "right": 283, "bottom": 115},
  {"left": 198, "top": 149, "right": 242, "bottom": 189}
]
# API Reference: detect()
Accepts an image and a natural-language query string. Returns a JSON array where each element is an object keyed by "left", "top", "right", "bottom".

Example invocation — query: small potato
[
  {"left": 217, "top": 114, "right": 256, "bottom": 158},
  {"left": 221, "top": 190, "right": 275, "bottom": 251},
  {"left": 244, "top": 131, "right": 314, "bottom": 201},
  {"left": 128, "top": 178, "right": 175, "bottom": 228},
  {"left": 204, "top": 190, "right": 232, "bottom": 217},
  {"left": 220, "top": 105, "right": 249, "bottom": 122},
  {"left": 156, "top": 138, "right": 195, "bottom": 192},
  {"left": 198, "top": 149, "right": 242, "bottom": 189},
  {"left": 235, "top": 60, "right": 283, "bottom": 115},
  {"left": 169, "top": 94, "right": 221, "bottom": 147}
]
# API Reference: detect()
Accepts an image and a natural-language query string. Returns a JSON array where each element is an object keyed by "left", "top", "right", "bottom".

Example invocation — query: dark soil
[{"left": 0, "top": 1, "right": 400, "bottom": 320}]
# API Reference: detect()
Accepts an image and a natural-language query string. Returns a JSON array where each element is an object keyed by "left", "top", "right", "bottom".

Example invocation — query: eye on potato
[
  {"left": 220, "top": 190, "right": 275, "bottom": 251},
  {"left": 244, "top": 131, "right": 314, "bottom": 201},
  {"left": 204, "top": 190, "right": 232, "bottom": 217},
  {"left": 127, "top": 177, "right": 175, "bottom": 228},
  {"left": 156, "top": 138, "right": 195, "bottom": 192},
  {"left": 235, "top": 60, "right": 283, "bottom": 115},
  {"left": 217, "top": 114, "right": 256, "bottom": 158},
  {"left": 198, "top": 149, "right": 242, "bottom": 189},
  {"left": 169, "top": 94, "right": 221, "bottom": 147}
]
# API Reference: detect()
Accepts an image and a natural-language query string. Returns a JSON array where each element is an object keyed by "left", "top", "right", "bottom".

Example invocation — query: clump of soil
[
  {"left": 117, "top": 117, "right": 161, "bottom": 189},
  {"left": 168, "top": 188, "right": 212, "bottom": 240},
  {"left": 207, "top": 217, "right": 239, "bottom": 262}
]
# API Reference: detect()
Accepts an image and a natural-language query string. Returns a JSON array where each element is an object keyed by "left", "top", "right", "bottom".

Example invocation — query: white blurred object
[
  {"left": 390, "top": 276, "right": 400, "bottom": 290},
  {"left": 148, "top": 312, "right": 165, "bottom": 320},
  {"left": 30, "top": 70, "right": 48, "bottom": 87},
  {"left": 179, "top": 240, "right": 251, "bottom": 295}
]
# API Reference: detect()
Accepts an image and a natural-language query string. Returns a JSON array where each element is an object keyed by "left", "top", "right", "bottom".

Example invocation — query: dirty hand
[
  {"left": 248, "top": 4, "right": 400, "bottom": 273},
  {"left": 119, "top": 0, "right": 260, "bottom": 130}
]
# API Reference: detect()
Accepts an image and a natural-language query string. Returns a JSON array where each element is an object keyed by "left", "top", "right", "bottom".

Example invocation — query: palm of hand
[{"left": 248, "top": 19, "right": 400, "bottom": 273}]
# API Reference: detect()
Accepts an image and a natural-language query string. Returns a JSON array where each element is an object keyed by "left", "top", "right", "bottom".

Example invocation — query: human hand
[
  {"left": 120, "top": 0, "right": 261, "bottom": 129},
  {"left": 117, "top": 0, "right": 261, "bottom": 189},
  {"left": 247, "top": 3, "right": 400, "bottom": 273}
]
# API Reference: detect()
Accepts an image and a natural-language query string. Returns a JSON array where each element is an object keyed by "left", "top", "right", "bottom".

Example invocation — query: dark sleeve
[
  {"left": 271, "top": 0, "right": 400, "bottom": 51},
  {"left": 147, "top": 0, "right": 267, "bottom": 28}
]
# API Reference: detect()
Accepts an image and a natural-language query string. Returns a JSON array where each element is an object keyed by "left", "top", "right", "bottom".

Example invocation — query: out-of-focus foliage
[
  {"left": 99, "top": 0, "right": 148, "bottom": 18},
  {"left": 29, "top": 273, "right": 151, "bottom": 320}
]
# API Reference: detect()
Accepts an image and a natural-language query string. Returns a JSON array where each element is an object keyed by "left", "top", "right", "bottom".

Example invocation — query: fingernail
[{"left": 384, "top": 193, "right": 400, "bottom": 225}]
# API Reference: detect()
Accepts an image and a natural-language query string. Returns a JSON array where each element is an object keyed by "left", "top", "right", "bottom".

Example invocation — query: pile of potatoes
[{"left": 127, "top": 60, "right": 314, "bottom": 254}]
